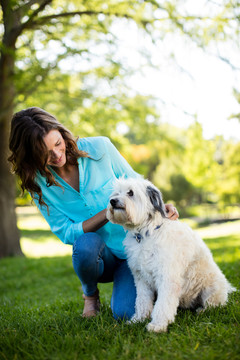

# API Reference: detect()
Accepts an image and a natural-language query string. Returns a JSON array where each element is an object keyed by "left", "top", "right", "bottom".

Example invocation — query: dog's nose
[{"left": 110, "top": 198, "right": 118, "bottom": 208}]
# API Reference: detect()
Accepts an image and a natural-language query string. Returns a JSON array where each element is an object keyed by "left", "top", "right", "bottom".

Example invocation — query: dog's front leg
[
  {"left": 130, "top": 275, "right": 154, "bottom": 323},
  {"left": 146, "top": 277, "right": 181, "bottom": 333}
]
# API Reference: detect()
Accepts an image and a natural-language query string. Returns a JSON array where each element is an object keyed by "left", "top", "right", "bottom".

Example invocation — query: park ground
[{"left": 0, "top": 207, "right": 239, "bottom": 360}]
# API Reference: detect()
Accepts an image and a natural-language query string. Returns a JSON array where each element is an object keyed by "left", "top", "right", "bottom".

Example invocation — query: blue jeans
[{"left": 72, "top": 232, "right": 136, "bottom": 320}]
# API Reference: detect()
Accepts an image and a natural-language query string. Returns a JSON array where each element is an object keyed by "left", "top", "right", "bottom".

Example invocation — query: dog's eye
[{"left": 127, "top": 190, "right": 134, "bottom": 197}]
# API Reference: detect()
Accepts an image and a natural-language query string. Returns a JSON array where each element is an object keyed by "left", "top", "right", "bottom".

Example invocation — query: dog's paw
[
  {"left": 146, "top": 322, "right": 167, "bottom": 333},
  {"left": 127, "top": 315, "right": 142, "bottom": 324},
  {"left": 196, "top": 306, "right": 205, "bottom": 314}
]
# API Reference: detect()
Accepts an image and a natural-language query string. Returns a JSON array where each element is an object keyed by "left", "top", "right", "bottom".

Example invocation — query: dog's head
[{"left": 106, "top": 177, "right": 166, "bottom": 229}]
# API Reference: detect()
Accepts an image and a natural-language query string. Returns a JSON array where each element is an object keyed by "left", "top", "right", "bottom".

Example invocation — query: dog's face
[{"left": 106, "top": 177, "right": 166, "bottom": 229}]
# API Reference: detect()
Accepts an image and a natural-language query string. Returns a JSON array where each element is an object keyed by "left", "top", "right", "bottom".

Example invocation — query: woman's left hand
[{"left": 165, "top": 204, "right": 179, "bottom": 220}]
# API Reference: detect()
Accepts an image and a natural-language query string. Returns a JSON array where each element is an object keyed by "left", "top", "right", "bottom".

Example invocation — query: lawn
[{"left": 0, "top": 207, "right": 239, "bottom": 360}]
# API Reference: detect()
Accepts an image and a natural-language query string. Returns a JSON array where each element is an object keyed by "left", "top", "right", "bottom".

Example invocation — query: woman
[{"left": 8, "top": 107, "right": 179, "bottom": 319}]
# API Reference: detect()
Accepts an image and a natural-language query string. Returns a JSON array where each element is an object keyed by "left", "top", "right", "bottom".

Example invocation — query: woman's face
[{"left": 43, "top": 130, "right": 67, "bottom": 168}]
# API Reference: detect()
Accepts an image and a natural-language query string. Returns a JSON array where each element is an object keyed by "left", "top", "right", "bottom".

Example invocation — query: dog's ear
[{"left": 146, "top": 186, "right": 166, "bottom": 218}]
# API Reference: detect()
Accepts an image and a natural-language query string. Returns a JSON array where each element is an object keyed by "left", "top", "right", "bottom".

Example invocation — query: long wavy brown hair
[{"left": 8, "top": 107, "right": 88, "bottom": 208}]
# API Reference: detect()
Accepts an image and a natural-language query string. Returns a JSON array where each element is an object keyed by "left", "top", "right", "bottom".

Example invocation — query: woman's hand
[{"left": 165, "top": 204, "right": 179, "bottom": 220}]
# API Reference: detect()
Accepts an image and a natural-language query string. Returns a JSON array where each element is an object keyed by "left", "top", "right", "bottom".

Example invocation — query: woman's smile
[
  {"left": 43, "top": 130, "right": 67, "bottom": 168},
  {"left": 52, "top": 155, "right": 63, "bottom": 164}
]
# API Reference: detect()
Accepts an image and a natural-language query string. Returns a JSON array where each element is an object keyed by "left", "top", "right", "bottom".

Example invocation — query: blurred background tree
[{"left": 0, "top": 0, "right": 239, "bottom": 257}]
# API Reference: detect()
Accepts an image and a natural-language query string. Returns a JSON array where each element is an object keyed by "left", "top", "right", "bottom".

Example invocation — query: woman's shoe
[{"left": 82, "top": 289, "right": 100, "bottom": 317}]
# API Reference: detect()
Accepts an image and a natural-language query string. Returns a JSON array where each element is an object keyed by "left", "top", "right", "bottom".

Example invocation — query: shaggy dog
[{"left": 106, "top": 177, "right": 235, "bottom": 333}]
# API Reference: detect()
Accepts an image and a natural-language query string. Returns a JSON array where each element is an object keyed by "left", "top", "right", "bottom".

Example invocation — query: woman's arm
[
  {"left": 35, "top": 197, "right": 178, "bottom": 246},
  {"left": 33, "top": 195, "right": 85, "bottom": 245},
  {"left": 35, "top": 193, "right": 110, "bottom": 243},
  {"left": 82, "top": 204, "right": 179, "bottom": 232},
  {"left": 82, "top": 209, "right": 108, "bottom": 233}
]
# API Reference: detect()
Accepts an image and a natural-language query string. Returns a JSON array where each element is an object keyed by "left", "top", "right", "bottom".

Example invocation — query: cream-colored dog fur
[{"left": 106, "top": 177, "right": 235, "bottom": 333}]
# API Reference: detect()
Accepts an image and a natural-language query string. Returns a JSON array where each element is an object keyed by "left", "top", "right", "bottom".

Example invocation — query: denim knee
[
  {"left": 72, "top": 232, "right": 105, "bottom": 292},
  {"left": 72, "top": 232, "right": 104, "bottom": 265},
  {"left": 111, "top": 300, "right": 135, "bottom": 321},
  {"left": 110, "top": 259, "right": 136, "bottom": 321},
  {"left": 111, "top": 283, "right": 136, "bottom": 321}
]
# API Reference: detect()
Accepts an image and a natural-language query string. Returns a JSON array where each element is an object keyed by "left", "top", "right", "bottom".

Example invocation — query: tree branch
[
  {"left": 14, "top": 0, "right": 41, "bottom": 14},
  {"left": 27, "top": 9, "right": 237, "bottom": 30},
  {"left": 25, "top": 10, "right": 135, "bottom": 28},
  {"left": 19, "top": 0, "right": 53, "bottom": 31}
]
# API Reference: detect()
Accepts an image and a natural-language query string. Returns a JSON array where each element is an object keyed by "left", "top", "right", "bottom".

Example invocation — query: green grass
[{"left": 0, "top": 209, "right": 240, "bottom": 360}]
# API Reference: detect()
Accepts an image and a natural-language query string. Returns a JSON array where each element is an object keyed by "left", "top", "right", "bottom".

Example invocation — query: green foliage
[
  {"left": 16, "top": 182, "right": 32, "bottom": 206},
  {"left": 161, "top": 173, "right": 200, "bottom": 207},
  {"left": 152, "top": 122, "right": 240, "bottom": 213},
  {"left": 182, "top": 122, "right": 220, "bottom": 193},
  {"left": 217, "top": 141, "right": 240, "bottom": 204},
  {"left": 230, "top": 89, "right": 240, "bottom": 121}
]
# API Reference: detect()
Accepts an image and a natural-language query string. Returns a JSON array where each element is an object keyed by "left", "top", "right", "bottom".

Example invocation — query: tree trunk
[
  {"left": 0, "top": 6, "right": 23, "bottom": 257},
  {"left": 0, "top": 120, "right": 22, "bottom": 258},
  {"left": 0, "top": 63, "right": 23, "bottom": 257}
]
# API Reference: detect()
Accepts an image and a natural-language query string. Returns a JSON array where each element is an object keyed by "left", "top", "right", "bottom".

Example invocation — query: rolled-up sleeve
[{"left": 33, "top": 195, "right": 84, "bottom": 245}]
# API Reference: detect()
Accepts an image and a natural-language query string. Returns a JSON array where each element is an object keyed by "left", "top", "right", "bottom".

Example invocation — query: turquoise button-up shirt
[{"left": 34, "top": 136, "right": 140, "bottom": 259}]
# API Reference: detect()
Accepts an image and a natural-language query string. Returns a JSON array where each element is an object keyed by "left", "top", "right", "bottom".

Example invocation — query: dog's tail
[{"left": 227, "top": 281, "right": 236, "bottom": 294}]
